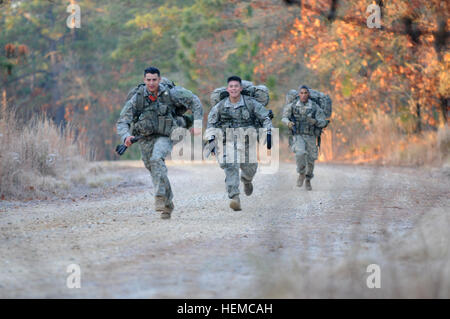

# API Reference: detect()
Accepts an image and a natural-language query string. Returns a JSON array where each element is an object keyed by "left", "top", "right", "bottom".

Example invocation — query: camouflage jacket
[
  {"left": 205, "top": 95, "right": 272, "bottom": 140},
  {"left": 282, "top": 98, "right": 327, "bottom": 136},
  {"left": 117, "top": 83, "right": 203, "bottom": 142}
]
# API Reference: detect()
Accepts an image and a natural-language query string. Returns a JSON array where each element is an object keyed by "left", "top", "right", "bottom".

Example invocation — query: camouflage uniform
[
  {"left": 117, "top": 83, "right": 203, "bottom": 208},
  {"left": 282, "top": 98, "right": 326, "bottom": 180},
  {"left": 206, "top": 95, "right": 272, "bottom": 199}
]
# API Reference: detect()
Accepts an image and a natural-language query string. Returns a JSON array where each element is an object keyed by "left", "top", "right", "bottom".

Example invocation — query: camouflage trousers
[
  {"left": 218, "top": 141, "right": 257, "bottom": 199},
  {"left": 289, "top": 134, "right": 318, "bottom": 179},
  {"left": 138, "top": 136, "right": 174, "bottom": 203}
]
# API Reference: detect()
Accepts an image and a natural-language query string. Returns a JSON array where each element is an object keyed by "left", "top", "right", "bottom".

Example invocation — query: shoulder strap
[
  {"left": 242, "top": 95, "right": 255, "bottom": 114},
  {"left": 132, "top": 85, "right": 146, "bottom": 122},
  {"left": 137, "top": 85, "right": 145, "bottom": 108},
  {"left": 243, "top": 96, "right": 261, "bottom": 127}
]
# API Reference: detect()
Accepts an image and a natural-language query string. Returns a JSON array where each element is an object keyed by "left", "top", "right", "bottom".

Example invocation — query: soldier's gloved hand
[
  {"left": 266, "top": 130, "right": 272, "bottom": 150},
  {"left": 307, "top": 117, "right": 317, "bottom": 125},
  {"left": 288, "top": 122, "right": 295, "bottom": 129}
]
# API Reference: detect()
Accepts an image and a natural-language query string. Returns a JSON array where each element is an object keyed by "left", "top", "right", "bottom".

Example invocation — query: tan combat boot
[
  {"left": 305, "top": 179, "right": 312, "bottom": 191},
  {"left": 229, "top": 195, "right": 242, "bottom": 211},
  {"left": 161, "top": 200, "right": 174, "bottom": 219},
  {"left": 243, "top": 182, "right": 253, "bottom": 196},
  {"left": 297, "top": 174, "right": 305, "bottom": 187}
]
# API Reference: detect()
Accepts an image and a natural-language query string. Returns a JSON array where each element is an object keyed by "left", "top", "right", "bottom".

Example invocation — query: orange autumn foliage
[{"left": 252, "top": 0, "right": 448, "bottom": 163}]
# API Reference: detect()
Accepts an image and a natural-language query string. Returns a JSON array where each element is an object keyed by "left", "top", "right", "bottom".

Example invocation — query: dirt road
[{"left": 0, "top": 161, "right": 449, "bottom": 298}]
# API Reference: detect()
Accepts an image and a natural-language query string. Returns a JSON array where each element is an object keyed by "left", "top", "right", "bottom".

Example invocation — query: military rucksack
[
  {"left": 210, "top": 80, "right": 270, "bottom": 108},
  {"left": 210, "top": 80, "right": 272, "bottom": 129}
]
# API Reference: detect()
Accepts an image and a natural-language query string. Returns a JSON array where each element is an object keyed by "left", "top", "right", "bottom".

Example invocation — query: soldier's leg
[
  {"left": 240, "top": 162, "right": 257, "bottom": 183},
  {"left": 149, "top": 136, "right": 174, "bottom": 202},
  {"left": 220, "top": 161, "right": 242, "bottom": 211},
  {"left": 291, "top": 135, "right": 307, "bottom": 174},
  {"left": 240, "top": 162, "right": 257, "bottom": 196},
  {"left": 304, "top": 135, "right": 319, "bottom": 180},
  {"left": 306, "top": 161, "right": 315, "bottom": 179},
  {"left": 241, "top": 163, "right": 257, "bottom": 196},
  {"left": 304, "top": 135, "right": 319, "bottom": 191},
  {"left": 140, "top": 136, "right": 174, "bottom": 216},
  {"left": 240, "top": 139, "right": 257, "bottom": 195},
  {"left": 139, "top": 138, "right": 157, "bottom": 184},
  {"left": 220, "top": 161, "right": 240, "bottom": 199}
]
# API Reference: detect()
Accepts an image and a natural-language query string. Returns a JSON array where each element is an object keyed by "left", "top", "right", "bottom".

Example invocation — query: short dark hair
[
  {"left": 227, "top": 75, "right": 242, "bottom": 85},
  {"left": 298, "top": 85, "right": 310, "bottom": 91},
  {"left": 144, "top": 66, "right": 160, "bottom": 77}
]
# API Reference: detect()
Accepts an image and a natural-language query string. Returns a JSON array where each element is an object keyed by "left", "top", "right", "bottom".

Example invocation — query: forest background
[{"left": 1, "top": 0, "right": 448, "bottom": 164}]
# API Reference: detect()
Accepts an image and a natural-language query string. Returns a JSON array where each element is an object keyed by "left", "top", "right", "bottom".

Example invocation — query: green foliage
[
  {"left": 246, "top": 5, "right": 253, "bottom": 18},
  {"left": 226, "top": 30, "right": 260, "bottom": 81},
  {"left": 266, "top": 75, "right": 278, "bottom": 101},
  {"left": 341, "top": 75, "right": 354, "bottom": 98}
]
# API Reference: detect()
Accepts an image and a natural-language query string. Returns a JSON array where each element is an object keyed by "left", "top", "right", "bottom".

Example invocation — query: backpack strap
[
  {"left": 288, "top": 97, "right": 298, "bottom": 119},
  {"left": 242, "top": 95, "right": 256, "bottom": 116},
  {"left": 132, "top": 84, "right": 146, "bottom": 123}
]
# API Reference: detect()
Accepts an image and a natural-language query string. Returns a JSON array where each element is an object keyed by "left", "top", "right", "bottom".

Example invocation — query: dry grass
[
  {"left": 387, "top": 125, "right": 450, "bottom": 167},
  {"left": 279, "top": 110, "right": 449, "bottom": 167},
  {"left": 0, "top": 108, "right": 113, "bottom": 199},
  {"left": 249, "top": 207, "right": 450, "bottom": 298},
  {"left": 329, "top": 111, "right": 450, "bottom": 166}
]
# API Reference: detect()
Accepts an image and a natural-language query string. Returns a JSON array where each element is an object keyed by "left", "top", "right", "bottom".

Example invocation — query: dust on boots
[
  {"left": 297, "top": 174, "right": 312, "bottom": 191},
  {"left": 155, "top": 196, "right": 174, "bottom": 219},
  {"left": 229, "top": 195, "right": 242, "bottom": 211}
]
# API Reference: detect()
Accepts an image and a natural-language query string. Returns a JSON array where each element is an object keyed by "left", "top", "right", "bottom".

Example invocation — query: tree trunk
[
  {"left": 47, "top": 6, "right": 65, "bottom": 128},
  {"left": 416, "top": 102, "right": 422, "bottom": 133},
  {"left": 440, "top": 96, "right": 448, "bottom": 125}
]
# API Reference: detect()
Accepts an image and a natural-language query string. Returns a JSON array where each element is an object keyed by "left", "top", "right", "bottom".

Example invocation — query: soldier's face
[
  {"left": 299, "top": 88, "right": 309, "bottom": 103},
  {"left": 226, "top": 81, "right": 242, "bottom": 99},
  {"left": 144, "top": 73, "right": 161, "bottom": 93}
]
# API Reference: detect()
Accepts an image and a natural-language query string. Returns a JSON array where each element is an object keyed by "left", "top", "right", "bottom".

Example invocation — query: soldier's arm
[
  {"left": 313, "top": 103, "right": 327, "bottom": 128},
  {"left": 253, "top": 101, "right": 273, "bottom": 132},
  {"left": 170, "top": 87, "right": 203, "bottom": 121},
  {"left": 204, "top": 104, "right": 220, "bottom": 140},
  {"left": 116, "top": 93, "right": 137, "bottom": 143},
  {"left": 281, "top": 103, "right": 293, "bottom": 126}
]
